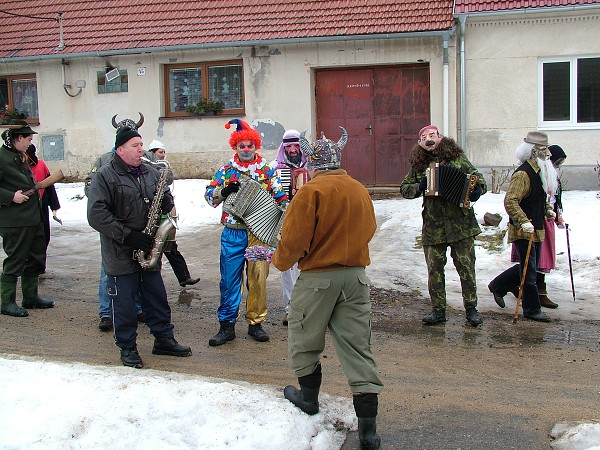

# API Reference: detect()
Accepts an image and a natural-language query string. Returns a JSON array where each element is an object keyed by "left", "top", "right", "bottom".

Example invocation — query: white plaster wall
[
  {"left": 4, "top": 13, "right": 598, "bottom": 189},
  {"left": 2, "top": 36, "right": 449, "bottom": 181},
  {"left": 463, "top": 10, "right": 600, "bottom": 189}
]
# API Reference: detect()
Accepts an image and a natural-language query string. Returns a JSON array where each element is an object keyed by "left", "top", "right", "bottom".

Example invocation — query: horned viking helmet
[
  {"left": 111, "top": 112, "right": 145, "bottom": 131},
  {"left": 300, "top": 127, "right": 348, "bottom": 171}
]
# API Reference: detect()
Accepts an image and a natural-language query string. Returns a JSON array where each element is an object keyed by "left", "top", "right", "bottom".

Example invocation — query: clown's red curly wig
[{"left": 225, "top": 119, "right": 262, "bottom": 150}]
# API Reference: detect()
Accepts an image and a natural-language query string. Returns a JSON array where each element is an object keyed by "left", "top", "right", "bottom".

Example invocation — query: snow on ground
[{"left": 2, "top": 180, "right": 599, "bottom": 449}]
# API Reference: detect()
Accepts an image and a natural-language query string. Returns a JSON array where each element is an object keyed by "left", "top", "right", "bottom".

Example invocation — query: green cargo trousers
[
  {"left": 287, "top": 267, "right": 383, "bottom": 395},
  {"left": 423, "top": 237, "right": 478, "bottom": 310}
]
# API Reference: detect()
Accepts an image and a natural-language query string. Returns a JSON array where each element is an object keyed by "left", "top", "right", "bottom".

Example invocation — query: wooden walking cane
[{"left": 513, "top": 232, "right": 534, "bottom": 324}]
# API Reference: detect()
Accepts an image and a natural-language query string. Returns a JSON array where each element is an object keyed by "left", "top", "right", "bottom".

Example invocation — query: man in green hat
[{"left": 0, "top": 120, "right": 54, "bottom": 317}]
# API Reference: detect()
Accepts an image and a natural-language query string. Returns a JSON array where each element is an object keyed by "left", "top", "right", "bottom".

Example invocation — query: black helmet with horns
[{"left": 111, "top": 112, "right": 144, "bottom": 131}]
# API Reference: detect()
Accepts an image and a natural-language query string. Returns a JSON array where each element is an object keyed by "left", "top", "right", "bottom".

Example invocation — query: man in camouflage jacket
[{"left": 400, "top": 125, "right": 486, "bottom": 326}]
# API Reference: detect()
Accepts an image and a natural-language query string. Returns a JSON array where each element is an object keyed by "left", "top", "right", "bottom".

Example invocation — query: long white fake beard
[{"left": 537, "top": 157, "right": 559, "bottom": 196}]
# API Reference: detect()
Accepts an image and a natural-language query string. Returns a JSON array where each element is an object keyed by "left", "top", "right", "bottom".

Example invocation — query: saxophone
[{"left": 134, "top": 157, "right": 177, "bottom": 269}]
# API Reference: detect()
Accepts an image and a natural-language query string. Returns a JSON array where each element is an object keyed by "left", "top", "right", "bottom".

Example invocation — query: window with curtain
[
  {"left": 540, "top": 57, "right": 600, "bottom": 127},
  {"left": 0, "top": 74, "right": 39, "bottom": 122},
  {"left": 164, "top": 60, "right": 244, "bottom": 117}
]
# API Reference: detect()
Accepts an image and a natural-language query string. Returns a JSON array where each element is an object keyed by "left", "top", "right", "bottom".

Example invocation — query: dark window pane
[
  {"left": 97, "top": 69, "right": 128, "bottom": 94},
  {"left": 208, "top": 64, "right": 243, "bottom": 109},
  {"left": 97, "top": 71, "right": 106, "bottom": 86},
  {"left": 169, "top": 67, "right": 201, "bottom": 113},
  {"left": 543, "top": 62, "right": 570, "bottom": 121},
  {"left": 577, "top": 57, "right": 600, "bottom": 123},
  {"left": 0, "top": 78, "right": 8, "bottom": 110}
]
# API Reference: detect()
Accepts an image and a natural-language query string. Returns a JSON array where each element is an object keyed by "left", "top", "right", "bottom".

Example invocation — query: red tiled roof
[
  {"left": 0, "top": 1, "right": 454, "bottom": 60},
  {"left": 454, "top": 0, "right": 600, "bottom": 14}
]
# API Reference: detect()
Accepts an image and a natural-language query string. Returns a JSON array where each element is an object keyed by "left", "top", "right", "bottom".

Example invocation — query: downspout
[
  {"left": 442, "top": 32, "right": 449, "bottom": 136},
  {"left": 458, "top": 14, "right": 467, "bottom": 148}
]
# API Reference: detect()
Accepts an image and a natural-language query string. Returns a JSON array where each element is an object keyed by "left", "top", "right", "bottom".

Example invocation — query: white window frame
[{"left": 538, "top": 55, "right": 600, "bottom": 130}]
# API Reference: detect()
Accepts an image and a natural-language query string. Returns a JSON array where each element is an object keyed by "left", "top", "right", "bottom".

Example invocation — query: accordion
[
  {"left": 425, "top": 162, "right": 479, "bottom": 209},
  {"left": 278, "top": 167, "right": 309, "bottom": 199},
  {"left": 223, "top": 176, "right": 286, "bottom": 247}
]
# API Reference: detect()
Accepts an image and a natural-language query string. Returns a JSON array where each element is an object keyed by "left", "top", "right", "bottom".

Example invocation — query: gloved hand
[
  {"left": 546, "top": 210, "right": 556, "bottom": 221},
  {"left": 124, "top": 231, "right": 153, "bottom": 252},
  {"left": 469, "top": 185, "right": 483, "bottom": 202},
  {"left": 417, "top": 176, "right": 428, "bottom": 193},
  {"left": 221, "top": 181, "right": 240, "bottom": 198},
  {"left": 521, "top": 222, "right": 535, "bottom": 234}
]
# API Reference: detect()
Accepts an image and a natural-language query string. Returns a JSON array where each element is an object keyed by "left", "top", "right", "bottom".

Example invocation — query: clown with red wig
[{"left": 205, "top": 119, "right": 288, "bottom": 346}]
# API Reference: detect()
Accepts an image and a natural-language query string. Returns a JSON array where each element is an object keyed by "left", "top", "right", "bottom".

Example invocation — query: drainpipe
[
  {"left": 458, "top": 15, "right": 467, "bottom": 149},
  {"left": 442, "top": 32, "right": 449, "bottom": 136}
]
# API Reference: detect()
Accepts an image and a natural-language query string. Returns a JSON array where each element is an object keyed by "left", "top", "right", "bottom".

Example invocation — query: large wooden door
[{"left": 315, "top": 64, "right": 430, "bottom": 186}]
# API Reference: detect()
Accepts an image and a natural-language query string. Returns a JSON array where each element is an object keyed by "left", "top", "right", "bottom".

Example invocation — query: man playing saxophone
[{"left": 87, "top": 126, "right": 192, "bottom": 368}]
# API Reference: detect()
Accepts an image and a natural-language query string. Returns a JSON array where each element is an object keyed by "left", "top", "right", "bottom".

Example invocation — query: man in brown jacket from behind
[{"left": 272, "top": 128, "right": 383, "bottom": 450}]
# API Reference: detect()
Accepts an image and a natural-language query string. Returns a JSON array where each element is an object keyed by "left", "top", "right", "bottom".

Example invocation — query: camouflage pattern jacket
[{"left": 399, "top": 138, "right": 486, "bottom": 246}]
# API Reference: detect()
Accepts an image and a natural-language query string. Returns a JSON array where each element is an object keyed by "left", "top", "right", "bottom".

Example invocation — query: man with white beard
[{"left": 488, "top": 131, "right": 557, "bottom": 322}]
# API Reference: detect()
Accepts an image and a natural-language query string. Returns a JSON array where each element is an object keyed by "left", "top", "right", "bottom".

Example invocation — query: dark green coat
[
  {"left": 400, "top": 141, "right": 486, "bottom": 246},
  {"left": 0, "top": 144, "right": 43, "bottom": 227}
]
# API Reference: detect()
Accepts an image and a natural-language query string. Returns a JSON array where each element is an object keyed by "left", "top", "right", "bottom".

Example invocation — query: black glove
[
  {"left": 469, "top": 185, "right": 483, "bottom": 202},
  {"left": 221, "top": 181, "right": 240, "bottom": 198},
  {"left": 124, "top": 231, "right": 153, "bottom": 252},
  {"left": 417, "top": 176, "right": 428, "bottom": 194}
]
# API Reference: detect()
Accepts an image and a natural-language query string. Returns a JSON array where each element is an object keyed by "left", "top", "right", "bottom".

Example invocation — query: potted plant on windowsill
[
  {"left": 0, "top": 108, "right": 27, "bottom": 124},
  {"left": 186, "top": 98, "right": 225, "bottom": 116}
]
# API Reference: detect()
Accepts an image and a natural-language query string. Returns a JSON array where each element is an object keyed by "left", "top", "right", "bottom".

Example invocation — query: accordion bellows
[
  {"left": 425, "top": 162, "right": 478, "bottom": 209},
  {"left": 223, "top": 176, "right": 286, "bottom": 247}
]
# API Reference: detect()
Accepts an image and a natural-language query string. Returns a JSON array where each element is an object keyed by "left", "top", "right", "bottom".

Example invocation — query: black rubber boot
[
  {"left": 422, "top": 308, "right": 446, "bottom": 324},
  {"left": 21, "top": 275, "right": 54, "bottom": 309},
  {"left": 353, "top": 393, "right": 381, "bottom": 450},
  {"left": 120, "top": 347, "right": 143, "bottom": 369},
  {"left": 465, "top": 307, "right": 483, "bottom": 326},
  {"left": 248, "top": 323, "right": 269, "bottom": 342},
  {"left": 284, "top": 364, "right": 322, "bottom": 415},
  {"left": 208, "top": 321, "right": 236, "bottom": 346},
  {"left": 0, "top": 274, "right": 28, "bottom": 317},
  {"left": 152, "top": 336, "right": 192, "bottom": 356}
]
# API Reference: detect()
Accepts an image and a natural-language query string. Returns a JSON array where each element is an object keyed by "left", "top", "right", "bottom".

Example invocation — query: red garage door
[{"left": 315, "top": 64, "right": 430, "bottom": 186}]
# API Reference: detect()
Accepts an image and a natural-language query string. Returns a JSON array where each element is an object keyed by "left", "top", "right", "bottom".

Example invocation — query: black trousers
[
  {"left": 164, "top": 242, "right": 190, "bottom": 283},
  {"left": 490, "top": 239, "right": 542, "bottom": 316},
  {"left": 107, "top": 271, "right": 174, "bottom": 350}
]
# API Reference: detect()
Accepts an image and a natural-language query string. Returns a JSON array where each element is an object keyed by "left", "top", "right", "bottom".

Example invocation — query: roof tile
[
  {"left": 0, "top": 0, "right": 454, "bottom": 59},
  {"left": 454, "top": 0, "right": 599, "bottom": 14},
  {"left": 2, "top": 0, "right": 595, "bottom": 58}
]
